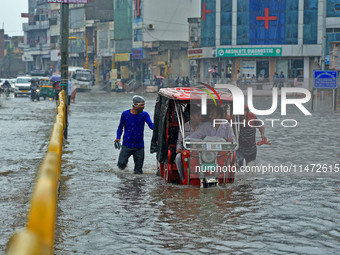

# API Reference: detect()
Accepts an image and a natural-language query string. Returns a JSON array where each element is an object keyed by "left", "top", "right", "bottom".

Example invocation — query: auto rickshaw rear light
[
  {"left": 184, "top": 157, "right": 189, "bottom": 162},
  {"left": 183, "top": 151, "right": 187, "bottom": 156}
]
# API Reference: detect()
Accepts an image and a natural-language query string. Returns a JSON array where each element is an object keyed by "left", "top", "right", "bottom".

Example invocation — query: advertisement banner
[
  {"left": 121, "top": 66, "right": 129, "bottom": 79},
  {"left": 242, "top": 60, "right": 256, "bottom": 77}
]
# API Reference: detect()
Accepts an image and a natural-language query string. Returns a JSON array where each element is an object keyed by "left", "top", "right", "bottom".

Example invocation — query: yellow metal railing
[{"left": 6, "top": 91, "right": 66, "bottom": 255}]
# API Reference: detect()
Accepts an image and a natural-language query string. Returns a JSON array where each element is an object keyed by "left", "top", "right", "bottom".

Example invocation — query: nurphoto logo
[{"left": 199, "top": 84, "right": 312, "bottom": 128}]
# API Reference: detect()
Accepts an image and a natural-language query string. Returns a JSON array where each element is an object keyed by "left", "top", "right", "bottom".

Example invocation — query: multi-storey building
[
  {"left": 0, "top": 30, "right": 25, "bottom": 77},
  {"left": 69, "top": 0, "right": 113, "bottom": 69},
  {"left": 114, "top": 0, "right": 200, "bottom": 85},
  {"left": 190, "top": 0, "right": 340, "bottom": 89},
  {"left": 23, "top": 0, "right": 114, "bottom": 75},
  {"left": 22, "top": 0, "right": 51, "bottom": 73}
]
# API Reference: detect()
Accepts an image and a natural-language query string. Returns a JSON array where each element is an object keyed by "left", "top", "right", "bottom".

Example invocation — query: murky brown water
[{"left": 1, "top": 90, "right": 340, "bottom": 254}]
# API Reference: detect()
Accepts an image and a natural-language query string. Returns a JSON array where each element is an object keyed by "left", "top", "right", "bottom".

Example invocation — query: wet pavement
[{"left": 1, "top": 89, "right": 340, "bottom": 254}]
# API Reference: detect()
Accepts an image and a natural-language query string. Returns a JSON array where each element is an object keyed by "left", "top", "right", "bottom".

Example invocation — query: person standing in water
[{"left": 115, "top": 95, "right": 154, "bottom": 174}]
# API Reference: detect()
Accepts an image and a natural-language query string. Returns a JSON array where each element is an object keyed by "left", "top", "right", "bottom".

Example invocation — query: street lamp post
[{"left": 69, "top": 36, "right": 89, "bottom": 69}]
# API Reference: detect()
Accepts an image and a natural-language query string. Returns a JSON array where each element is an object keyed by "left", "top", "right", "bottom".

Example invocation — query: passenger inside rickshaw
[
  {"left": 189, "top": 105, "right": 236, "bottom": 143},
  {"left": 173, "top": 104, "right": 236, "bottom": 180}
]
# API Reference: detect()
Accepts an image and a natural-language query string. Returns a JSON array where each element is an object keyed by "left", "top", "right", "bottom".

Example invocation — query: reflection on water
[{"left": 1, "top": 91, "right": 340, "bottom": 254}]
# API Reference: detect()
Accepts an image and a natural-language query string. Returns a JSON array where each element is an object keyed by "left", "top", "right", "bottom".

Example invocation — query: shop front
[
  {"left": 114, "top": 53, "right": 131, "bottom": 81},
  {"left": 217, "top": 47, "right": 305, "bottom": 84}
]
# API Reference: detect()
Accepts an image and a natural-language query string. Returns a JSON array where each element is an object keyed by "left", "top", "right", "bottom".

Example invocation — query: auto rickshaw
[
  {"left": 39, "top": 78, "right": 55, "bottom": 100},
  {"left": 151, "top": 86, "right": 240, "bottom": 188}
]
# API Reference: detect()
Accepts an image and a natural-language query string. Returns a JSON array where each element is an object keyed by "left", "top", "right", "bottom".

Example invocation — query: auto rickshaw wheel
[
  {"left": 14, "top": 93, "right": 17, "bottom": 97},
  {"left": 43, "top": 96, "right": 46, "bottom": 100}
]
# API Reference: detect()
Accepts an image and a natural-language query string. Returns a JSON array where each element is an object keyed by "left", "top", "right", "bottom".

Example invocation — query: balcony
[{"left": 23, "top": 21, "right": 49, "bottom": 32}]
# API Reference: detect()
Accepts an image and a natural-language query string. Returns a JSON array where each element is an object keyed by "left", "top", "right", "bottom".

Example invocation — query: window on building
[
  {"left": 110, "top": 30, "right": 115, "bottom": 48},
  {"left": 134, "top": 29, "right": 142, "bottom": 41},
  {"left": 220, "top": 1, "right": 232, "bottom": 45},
  {"left": 237, "top": 0, "right": 249, "bottom": 45},
  {"left": 303, "top": 0, "right": 318, "bottom": 44},
  {"left": 285, "top": 0, "right": 298, "bottom": 44},
  {"left": 70, "top": 8, "right": 85, "bottom": 29},
  {"left": 99, "top": 31, "right": 108, "bottom": 50},
  {"left": 326, "top": 33, "right": 340, "bottom": 55},
  {"left": 327, "top": 0, "right": 340, "bottom": 17},
  {"left": 51, "top": 36, "right": 58, "bottom": 44},
  {"left": 289, "top": 59, "right": 304, "bottom": 79}
]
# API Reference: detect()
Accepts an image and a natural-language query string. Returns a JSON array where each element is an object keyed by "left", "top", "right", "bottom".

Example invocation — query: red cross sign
[
  {"left": 256, "top": 8, "right": 277, "bottom": 29},
  {"left": 203, "top": 2, "right": 212, "bottom": 21}
]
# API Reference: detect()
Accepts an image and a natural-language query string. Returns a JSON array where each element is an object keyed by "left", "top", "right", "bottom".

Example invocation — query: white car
[{"left": 14, "top": 76, "right": 32, "bottom": 97}]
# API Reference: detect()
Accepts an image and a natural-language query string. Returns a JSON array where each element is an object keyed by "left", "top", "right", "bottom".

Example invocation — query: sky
[{"left": 0, "top": 0, "right": 28, "bottom": 37}]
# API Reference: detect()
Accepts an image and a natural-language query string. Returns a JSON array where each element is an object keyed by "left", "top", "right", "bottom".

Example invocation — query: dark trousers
[
  {"left": 117, "top": 145, "right": 145, "bottom": 174},
  {"left": 236, "top": 149, "right": 257, "bottom": 167}
]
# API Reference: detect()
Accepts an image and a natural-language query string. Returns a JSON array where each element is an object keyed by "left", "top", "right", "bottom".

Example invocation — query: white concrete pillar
[
  {"left": 232, "top": 0, "right": 237, "bottom": 46},
  {"left": 304, "top": 57, "right": 310, "bottom": 89},
  {"left": 298, "top": 0, "right": 304, "bottom": 45}
]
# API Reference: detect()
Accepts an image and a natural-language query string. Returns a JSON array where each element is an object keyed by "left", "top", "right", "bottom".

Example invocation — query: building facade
[
  {"left": 191, "top": 0, "right": 340, "bottom": 89},
  {"left": 130, "top": 0, "right": 200, "bottom": 85},
  {"left": 23, "top": 0, "right": 51, "bottom": 73}
]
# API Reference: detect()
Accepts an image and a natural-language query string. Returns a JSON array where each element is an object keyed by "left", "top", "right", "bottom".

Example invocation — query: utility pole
[
  {"left": 60, "top": 3, "right": 69, "bottom": 139},
  {"left": 321, "top": 0, "right": 326, "bottom": 70}
]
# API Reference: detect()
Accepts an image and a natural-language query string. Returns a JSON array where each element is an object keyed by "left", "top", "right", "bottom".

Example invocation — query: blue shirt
[{"left": 116, "top": 110, "right": 154, "bottom": 148}]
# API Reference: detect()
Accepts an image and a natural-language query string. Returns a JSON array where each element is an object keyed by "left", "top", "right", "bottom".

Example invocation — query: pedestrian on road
[
  {"left": 236, "top": 107, "right": 267, "bottom": 166},
  {"left": 211, "top": 66, "right": 220, "bottom": 85},
  {"left": 279, "top": 72, "right": 285, "bottom": 88},
  {"left": 115, "top": 95, "right": 154, "bottom": 174}
]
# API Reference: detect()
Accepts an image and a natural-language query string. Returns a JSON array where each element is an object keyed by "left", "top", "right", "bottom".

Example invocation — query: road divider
[{"left": 6, "top": 90, "right": 66, "bottom": 255}]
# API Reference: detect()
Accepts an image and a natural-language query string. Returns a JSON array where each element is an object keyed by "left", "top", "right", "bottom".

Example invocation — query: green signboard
[{"left": 217, "top": 47, "right": 282, "bottom": 57}]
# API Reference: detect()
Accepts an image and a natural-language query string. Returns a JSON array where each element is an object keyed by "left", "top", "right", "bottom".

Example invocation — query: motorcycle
[{"left": 31, "top": 88, "right": 40, "bottom": 101}]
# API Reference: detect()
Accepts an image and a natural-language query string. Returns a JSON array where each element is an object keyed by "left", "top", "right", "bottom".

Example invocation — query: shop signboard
[
  {"left": 132, "top": 48, "right": 143, "bottom": 60},
  {"left": 188, "top": 48, "right": 203, "bottom": 59},
  {"left": 115, "top": 53, "right": 130, "bottom": 62},
  {"left": 217, "top": 47, "right": 282, "bottom": 57}
]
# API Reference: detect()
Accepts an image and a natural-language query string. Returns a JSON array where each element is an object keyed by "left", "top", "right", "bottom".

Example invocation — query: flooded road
[
  {"left": 1, "top": 90, "right": 340, "bottom": 254},
  {"left": 0, "top": 95, "right": 55, "bottom": 251}
]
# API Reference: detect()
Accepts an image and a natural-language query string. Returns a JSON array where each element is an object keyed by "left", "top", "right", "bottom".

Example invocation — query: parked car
[{"left": 14, "top": 76, "right": 32, "bottom": 97}]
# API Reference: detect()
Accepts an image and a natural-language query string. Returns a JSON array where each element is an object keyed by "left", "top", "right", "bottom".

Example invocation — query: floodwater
[{"left": 1, "top": 89, "right": 340, "bottom": 254}]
